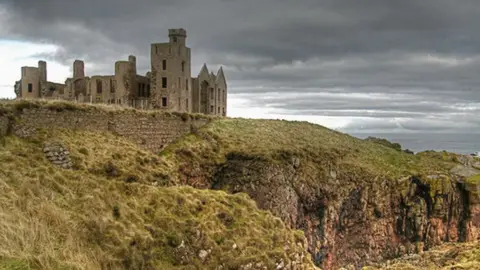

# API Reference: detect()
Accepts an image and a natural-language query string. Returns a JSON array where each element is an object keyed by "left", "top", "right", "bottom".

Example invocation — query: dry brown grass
[{"left": 0, "top": 130, "right": 314, "bottom": 269}]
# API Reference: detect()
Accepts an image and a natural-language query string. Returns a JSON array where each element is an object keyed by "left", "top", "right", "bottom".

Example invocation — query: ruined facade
[{"left": 14, "top": 28, "right": 227, "bottom": 116}]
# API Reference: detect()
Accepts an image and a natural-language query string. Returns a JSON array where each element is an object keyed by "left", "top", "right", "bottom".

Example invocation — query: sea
[{"left": 350, "top": 133, "right": 479, "bottom": 155}]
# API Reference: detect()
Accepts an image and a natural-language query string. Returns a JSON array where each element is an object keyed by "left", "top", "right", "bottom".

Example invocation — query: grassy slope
[
  {"left": 162, "top": 118, "right": 456, "bottom": 185},
  {"left": 0, "top": 129, "right": 313, "bottom": 269},
  {"left": 160, "top": 118, "right": 479, "bottom": 268},
  {"left": 1, "top": 100, "right": 478, "bottom": 269},
  {"left": 363, "top": 242, "right": 480, "bottom": 270}
]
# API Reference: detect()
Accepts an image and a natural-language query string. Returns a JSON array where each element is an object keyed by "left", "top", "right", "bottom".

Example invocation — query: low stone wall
[
  {"left": 12, "top": 108, "right": 110, "bottom": 137},
  {"left": 109, "top": 112, "right": 203, "bottom": 153},
  {"left": 6, "top": 108, "right": 209, "bottom": 153}
]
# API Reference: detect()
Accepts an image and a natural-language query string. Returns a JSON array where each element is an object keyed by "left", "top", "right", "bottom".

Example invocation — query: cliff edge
[
  {"left": 0, "top": 100, "right": 478, "bottom": 269},
  {"left": 161, "top": 118, "right": 480, "bottom": 269}
]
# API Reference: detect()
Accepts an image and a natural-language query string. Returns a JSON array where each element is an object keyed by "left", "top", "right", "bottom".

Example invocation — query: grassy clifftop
[
  {"left": 0, "top": 129, "right": 314, "bottom": 269},
  {"left": 159, "top": 118, "right": 479, "bottom": 268},
  {"left": 0, "top": 100, "right": 478, "bottom": 269},
  {"left": 162, "top": 118, "right": 457, "bottom": 181}
]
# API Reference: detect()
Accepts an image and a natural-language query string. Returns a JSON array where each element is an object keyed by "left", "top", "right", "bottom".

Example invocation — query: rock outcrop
[
  {"left": 43, "top": 141, "right": 73, "bottom": 169},
  {"left": 169, "top": 120, "right": 480, "bottom": 270},
  {"left": 208, "top": 153, "right": 478, "bottom": 269}
]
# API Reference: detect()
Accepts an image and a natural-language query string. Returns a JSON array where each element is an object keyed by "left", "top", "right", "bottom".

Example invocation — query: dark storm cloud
[{"left": 1, "top": 0, "right": 480, "bottom": 132}]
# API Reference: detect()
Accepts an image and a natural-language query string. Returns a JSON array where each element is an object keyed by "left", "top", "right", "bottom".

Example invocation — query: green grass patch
[
  {"left": 162, "top": 118, "right": 456, "bottom": 186},
  {"left": 466, "top": 174, "right": 480, "bottom": 185},
  {"left": 0, "top": 258, "right": 30, "bottom": 270}
]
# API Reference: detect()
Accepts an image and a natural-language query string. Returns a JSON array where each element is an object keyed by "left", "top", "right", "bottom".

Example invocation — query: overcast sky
[{"left": 1, "top": 0, "right": 479, "bottom": 134}]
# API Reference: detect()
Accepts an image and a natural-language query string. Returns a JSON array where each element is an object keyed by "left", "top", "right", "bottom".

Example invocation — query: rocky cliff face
[
  {"left": 178, "top": 153, "right": 478, "bottom": 269},
  {"left": 166, "top": 120, "right": 480, "bottom": 270}
]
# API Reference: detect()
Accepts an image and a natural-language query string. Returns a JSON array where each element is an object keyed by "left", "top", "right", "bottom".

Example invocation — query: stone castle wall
[
  {"left": 2, "top": 108, "right": 208, "bottom": 153},
  {"left": 15, "top": 29, "right": 227, "bottom": 116}
]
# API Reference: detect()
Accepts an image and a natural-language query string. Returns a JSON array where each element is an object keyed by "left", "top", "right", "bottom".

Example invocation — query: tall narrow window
[
  {"left": 162, "top": 97, "right": 167, "bottom": 107},
  {"left": 28, "top": 83, "right": 33, "bottom": 93},
  {"left": 210, "top": 88, "right": 214, "bottom": 99},
  {"left": 162, "top": 60, "right": 167, "bottom": 70},
  {"left": 181, "top": 61, "right": 185, "bottom": 72},
  {"left": 210, "top": 105, "right": 214, "bottom": 113},
  {"left": 110, "top": 79, "right": 115, "bottom": 93},
  {"left": 186, "top": 99, "right": 189, "bottom": 110},
  {"left": 162, "top": 77, "right": 167, "bottom": 88},
  {"left": 218, "top": 89, "right": 220, "bottom": 101},
  {"left": 186, "top": 79, "right": 189, "bottom": 90},
  {"left": 218, "top": 107, "right": 220, "bottom": 114},
  {"left": 155, "top": 46, "right": 158, "bottom": 54},
  {"left": 178, "top": 77, "right": 181, "bottom": 88},
  {"left": 97, "top": 80, "right": 102, "bottom": 94},
  {"left": 173, "top": 36, "right": 177, "bottom": 43},
  {"left": 137, "top": 83, "right": 141, "bottom": 96},
  {"left": 223, "top": 90, "right": 225, "bottom": 101},
  {"left": 178, "top": 98, "right": 181, "bottom": 109}
]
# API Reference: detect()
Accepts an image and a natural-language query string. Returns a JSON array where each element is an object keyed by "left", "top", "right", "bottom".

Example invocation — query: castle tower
[
  {"left": 115, "top": 56, "right": 137, "bottom": 104},
  {"left": 20, "top": 64, "right": 41, "bottom": 98},
  {"left": 128, "top": 55, "right": 137, "bottom": 101},
  {"left": 150, "top": 28, "right": 191, "bottom": 111},
  {"left": 169, "top": 28, "right": 187, "bottom": 47},
  {"left": 73, "top": 60, "right": 85, "bottom": 78},
  {"left": 129, "top": 55, "right": 137, "bottom": 74},
  {"left": 38, "top": 61, "right": 47, "bottom": 82}
]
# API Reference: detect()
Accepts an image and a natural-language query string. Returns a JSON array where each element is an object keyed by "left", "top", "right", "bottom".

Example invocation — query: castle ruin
[{"left": 14, "top": 28, "right": 227, "bottom": 116}]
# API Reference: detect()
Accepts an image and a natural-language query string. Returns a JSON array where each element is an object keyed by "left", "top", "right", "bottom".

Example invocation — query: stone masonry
[
  {"left": 13, "top": 28, "right": 228, "bottom": 117},
  {"left": 6, "top": 108, "right": 208, "bottom": 153},
  {"left": 43, "top": 141, "right": 73, "bottom": 169}
]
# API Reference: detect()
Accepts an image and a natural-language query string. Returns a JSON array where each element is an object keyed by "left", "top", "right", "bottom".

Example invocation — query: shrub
[
  {"left": 104, "top": 161, "right": 120, "bottom": 177},
  {"left": 113, "top": 206, "right": 121, "bottom": 219},
  {"left": 79, "top": 147, "right": 89, "bottom": 155},
  {"left": 364, "top": 136, "right": 402, "bottom": 151},
  {"left": 125, "top": 175, "right": 138, "bottom": 183}
]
